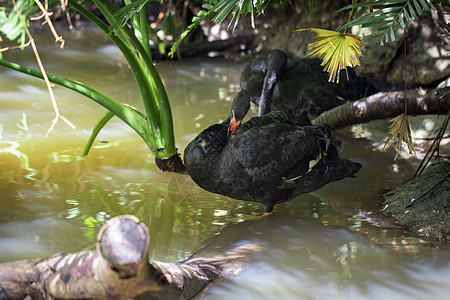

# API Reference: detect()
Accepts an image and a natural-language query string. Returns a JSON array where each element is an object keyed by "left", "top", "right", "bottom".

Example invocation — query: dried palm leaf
[{"left": 383, "top": 113, "right": 416, "bottom": 160}]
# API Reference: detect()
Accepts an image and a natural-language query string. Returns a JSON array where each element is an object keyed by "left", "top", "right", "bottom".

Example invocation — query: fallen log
[
  {"left": 0, "top": 215, "right": 168, "bottom": 299},
  {"left": 0, "top": 215, "right": 263, "bottom": 299}
]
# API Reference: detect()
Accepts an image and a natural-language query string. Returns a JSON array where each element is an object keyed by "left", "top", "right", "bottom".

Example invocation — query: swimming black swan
[
  {"left": 240, "top": 49, "right": 379, "bottom": 117},
  {"left": 184, "top": 90, "right": 362, "bottom": 212}
]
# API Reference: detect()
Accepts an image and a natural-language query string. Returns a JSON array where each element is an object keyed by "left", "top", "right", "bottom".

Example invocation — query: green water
[{"left": 1, "top": 26, "right": 449, "bottom": 299}]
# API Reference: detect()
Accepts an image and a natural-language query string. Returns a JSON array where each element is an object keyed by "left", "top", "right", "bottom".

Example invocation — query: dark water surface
[{"left": 1, "top": 26, "right": 449, "bottom": 299}]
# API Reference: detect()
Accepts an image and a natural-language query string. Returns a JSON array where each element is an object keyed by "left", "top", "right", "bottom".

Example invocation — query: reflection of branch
[{"left": 12, "top": 0, "right": 75, "bottom": 136}]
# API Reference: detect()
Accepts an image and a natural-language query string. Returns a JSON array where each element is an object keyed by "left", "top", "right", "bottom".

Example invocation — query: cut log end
[{"left": 98, "top": 215, "right": 149, "bottom": 266}]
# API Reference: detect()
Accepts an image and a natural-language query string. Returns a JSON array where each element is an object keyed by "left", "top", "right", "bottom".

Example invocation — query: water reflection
[
  {"left": 0, "top": 26, "right": 450, "bottom": 298},
  {"left": 200, "top": 213, "right": 450, "bottom": 299}
]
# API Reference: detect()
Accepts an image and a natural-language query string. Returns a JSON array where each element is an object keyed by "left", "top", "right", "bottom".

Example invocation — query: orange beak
[{"left": 228, "top": 112, "right": 241, "bottom": 136}]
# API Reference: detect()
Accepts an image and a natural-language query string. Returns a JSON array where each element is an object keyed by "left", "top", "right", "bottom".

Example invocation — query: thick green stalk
[
  {"left": 89, "top": 0, "right": 177, "bottom": 158},
  {"left": 90, "top": 0, "right": 159, "bottom": 123},
  {"left": 137, "top": 3, "right": 152, "bottom": 57},
  {"left": 121, "top": 25, "right": 176, "bottom": 158},
  {"left": 69, "top": 0, "right": 169, "bottom": 156},
  {"left": 90, "top": 0, "right": 176, "bottom": 158}
]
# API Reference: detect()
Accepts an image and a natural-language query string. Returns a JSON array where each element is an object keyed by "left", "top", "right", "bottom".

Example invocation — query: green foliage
[
  {"left": 0, "top": 0, "right": 180, "bottom": 166},
  {"left": 170, "top": 0, "right": 272, "bottom": 57},
  {"left": 0, "top": 0, "right": 33, "bottom": 45},
  {"left": 211, "top": 0, "right": 269, "bottom": 29},
  {"left": 170, "top": 3, "right": 211, "bottom": 58},
  {"left": 337, "top": 0, "right": 437, "bottom": 44},
  {"left": 111, "top": 0, "right": 153, "bottom": 30}
]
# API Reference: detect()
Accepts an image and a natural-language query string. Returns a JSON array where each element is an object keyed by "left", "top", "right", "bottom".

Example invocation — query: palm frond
[
  {"left": 111, "top": 0, "right": 152, "bottom": 31},
  {"left": 298, "top": 28, "right": 363, "bottom": 83},
  {"left": 212, "top": 0, "right": 269, "bottom": 30},
  {"left": 337, "top": 0, "right": 437, "bottom": 44},
  {"left": 170, "top": 0, "right": 269, "bottom": 57},
  {"left": 169, "top": 3, "right": 213, "bottom": 58}
]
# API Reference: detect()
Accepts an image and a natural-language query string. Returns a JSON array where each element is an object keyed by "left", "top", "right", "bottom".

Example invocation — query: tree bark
[
  {"left": 0, "top": 215, "right": 262, "bottom": 300},
  {"left": 0, "top": 216, "right": 168, "bottom": 300},
  {"left": 311, "top": 87, "right": 450, "bottom": 130}
]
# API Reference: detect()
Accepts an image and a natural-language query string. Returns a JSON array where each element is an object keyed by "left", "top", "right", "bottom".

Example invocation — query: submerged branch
[{"left": 312, "top": 87, "right": 450, "bottom": 129}]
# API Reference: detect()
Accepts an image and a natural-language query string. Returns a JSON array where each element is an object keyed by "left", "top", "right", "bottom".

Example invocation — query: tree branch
[{"left": 311, "top": 87, "right": 450, "bottom": 130}]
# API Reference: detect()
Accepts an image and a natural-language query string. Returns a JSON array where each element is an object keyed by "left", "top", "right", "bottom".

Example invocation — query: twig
[
  {"left": 0, "top": 41, "right": 32, "bottom": 53},
  {"left": 406, "top": 174, "right": 449, "bottom": 208},
  {"left": 31, "top": 0, "right": 65, "bottom": 48},
  {"left": 12, "top": 0, "right": 75, "bottom": 136},
  {"left": 413, "top": 113, "right": 449, "bottom": 178}
]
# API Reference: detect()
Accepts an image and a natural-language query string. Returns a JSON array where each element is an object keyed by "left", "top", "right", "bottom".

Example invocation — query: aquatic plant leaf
[
  {"left": 383, "top": 113, "right": 416, "bottom": 159},
  {"left": 298, "top": 28, "right": 363, "bottom": 83}
]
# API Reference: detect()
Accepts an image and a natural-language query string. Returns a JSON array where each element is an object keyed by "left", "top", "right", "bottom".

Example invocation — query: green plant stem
[
  {"left": 69, "top": 0, "right": 176, "bottom": 158},
  {"left": 88, "top": 0, "right": 158, "bottom": 129},
  {"left": 90, "top": 0, "right": 176, "bottom": 158},
  {"left": 344, "top": 0, "right": 358, "bottom": 34},
  {"left": 70, "top": 0, "right": 157, "bottom": 123},
  {"left": 138, "top": 4, "right": 152, "bottom": 57},
  {"left": 121, "top": 25, "right": 176, "bottom": 158}
]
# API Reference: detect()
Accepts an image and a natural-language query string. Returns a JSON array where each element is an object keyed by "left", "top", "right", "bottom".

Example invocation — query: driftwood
[
  {"left": 0, "top": 215, "right": 262, "bottom": 300},
  {"left": 0, "top": 215, "right": 168, "bottom": 299},
  {"left": 311, "top": 87, "right": 450, "bottom": 130}
]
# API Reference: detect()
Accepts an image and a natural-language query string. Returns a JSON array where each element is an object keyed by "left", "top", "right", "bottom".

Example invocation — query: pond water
[{"left": 1, "top": 26, "right": 449, "bottom": 299}]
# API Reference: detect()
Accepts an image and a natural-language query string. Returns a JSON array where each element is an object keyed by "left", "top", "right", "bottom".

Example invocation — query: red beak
[{"left": 228, "top": 114, "right": 241, "bottom": 136}]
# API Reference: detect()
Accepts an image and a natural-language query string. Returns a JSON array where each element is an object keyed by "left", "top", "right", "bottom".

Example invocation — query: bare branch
[
  {"left": 0, "top": 41, "right": 32, "bottom": 53},
  {"left": 11, "top": 0, "right": 75, "bottom": 136},
  {"left": 31, "top": 0, "right": 65, "bottom": 48},
  {"left": 312, "top": 88, "right": 450, "bottom": 130}
]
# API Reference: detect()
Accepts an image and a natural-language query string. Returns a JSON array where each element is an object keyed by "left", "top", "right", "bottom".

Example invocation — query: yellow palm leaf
[{"left": 297, "top": 28, "right": 363, "bottom": 83}]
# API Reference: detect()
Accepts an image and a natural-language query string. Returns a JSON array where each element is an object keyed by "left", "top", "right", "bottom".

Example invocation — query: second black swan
[
  {"left": 184, "top": 90, "right": 362, "bottom": 212},
  {"left": 240, "top": 49, "right": 379, "bottom": 118}
]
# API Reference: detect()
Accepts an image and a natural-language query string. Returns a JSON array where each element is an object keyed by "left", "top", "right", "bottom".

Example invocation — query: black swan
[
  {"left": 240, "top": 49, "right": 379, "bottom": 117},
  {"left": 184, "top": 90, "right": 362, "bottom": 212}
]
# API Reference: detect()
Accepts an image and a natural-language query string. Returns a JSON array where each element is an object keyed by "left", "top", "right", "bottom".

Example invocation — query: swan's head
[{"left": 228, "top": 90, "right": 250, "bottom": 136}]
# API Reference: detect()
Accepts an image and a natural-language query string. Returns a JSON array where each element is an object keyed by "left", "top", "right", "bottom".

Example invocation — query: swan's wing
[{"left": 230, "top": 123, "right": 329, "bottom": 185}]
